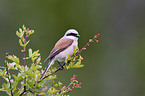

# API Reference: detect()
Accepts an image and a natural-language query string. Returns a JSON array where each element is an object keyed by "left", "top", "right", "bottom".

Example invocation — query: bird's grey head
[{"left": 63, "top": 29, "right": 80, "bottom": 40}]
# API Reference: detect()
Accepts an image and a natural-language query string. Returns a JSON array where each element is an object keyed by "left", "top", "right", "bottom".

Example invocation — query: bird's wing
[{"left": 44, "top": 39, "right": 73, "bottom": 62}]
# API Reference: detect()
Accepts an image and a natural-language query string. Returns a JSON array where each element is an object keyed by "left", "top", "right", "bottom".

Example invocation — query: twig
[
  {"left": 18, "top": 86, "right": 23, "bottom": 93},
  {"left": 58, "top": 75, "right": 81, "bottom": 95},
  {"left": 19, "top": 89, "right": 34, "bottom": 96},
  {"left": 21, "top": 28, "right": 29, "bottom": 96},
  {"left": 64, "top": 82, "right": 72, "bottom": 91},
  {"left": 5, "top": 53, "right": 13, "bottom": 96},
  {"left": 39, "top": 34, "right": 100, "bottom": 82},
  {"left": 63, "top": 86, "right": 77, "bottom": 96},
  {"left": 58, "top": 82, "right": 73, "bottom": 94},
  {"left": 23, "top": 35, "right": 27, "bottom": 93},
  {"left": 75, "top": 34, "right": 99, "bottom": 56},
  {"left": 37, "top": 63, "right": 65, "bottom": 83},
  {"left": 19, "top": 91, "right": 25, "bottom": 96}
]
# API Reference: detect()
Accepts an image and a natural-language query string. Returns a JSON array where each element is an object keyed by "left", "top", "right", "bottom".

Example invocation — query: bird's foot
[{"left": 59, "top": 65, "right": 64, "bottom": 70}]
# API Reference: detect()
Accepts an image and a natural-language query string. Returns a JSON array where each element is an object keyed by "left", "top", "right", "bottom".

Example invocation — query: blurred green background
[{"left": 0, "top": 0, "right": 145, "bottom": 96}]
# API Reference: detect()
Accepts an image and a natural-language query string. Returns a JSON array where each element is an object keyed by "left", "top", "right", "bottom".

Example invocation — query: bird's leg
[{"left": 56, "top": 60, "right": 64, "bottom": 70}]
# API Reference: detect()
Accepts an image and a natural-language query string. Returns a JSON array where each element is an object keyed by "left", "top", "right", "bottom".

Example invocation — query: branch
[
  {"left": 38, "top": 34, "right": 100, "bottom": 82},
  {"left": 19, "top": 91, "right": 25, "bottom": 96},
  {"left": 37, "top": 64, "right": 65, "bottom": 83},
  {"left": 23, "top": 34, "right": 28, "bottom": 94},
  {"left": 62, "top": 85, "right": 77, "bottom": 96},
  {"left": 5, "top": 53, "right": 13, "bottom": 96},
  {"left": 75, "top": 34, "right": 99, "bottom": 56},
  {"left": 20, "top": 26, "right": 29, "bottom": 96},
  {"left": 19, "top": 89, "right": 34, "bottom": 96},
  {"left": 58, "top": 75, "right": 81, "bottom": 95},
  {"left": 58, "top": 81, "right": 72, "bottom": 94}
]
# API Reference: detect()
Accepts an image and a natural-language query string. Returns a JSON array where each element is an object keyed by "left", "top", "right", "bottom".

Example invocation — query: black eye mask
[{"left": 67, "top": 33, "right": 80, "bottom": 37}]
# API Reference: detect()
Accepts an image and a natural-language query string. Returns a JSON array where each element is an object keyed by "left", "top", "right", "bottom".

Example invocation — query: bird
[{"left": 40, "top": 29, "right": 80, "bottom": 79}]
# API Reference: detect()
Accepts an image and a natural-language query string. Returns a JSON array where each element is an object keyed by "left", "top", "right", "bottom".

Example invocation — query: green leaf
[
  {"left": 66, "top": 55, "right": 84, "bottom": 69},
  {"left": 29, "top": 48, "right": 32, "bottom": 57},
  {"left": 23, "top": 40, "right": 30, "bottom": 47},
  {"left": 73, "top": 46, "right": 79, "bottom": 54},
  {"left": 73, "top": 62, "right": 84, "bottom": 68},
  {"left": 2, "top": 68, "right": 6, "bottom": 76},
  {"left": 54, "top": 83, "right": 58, "bottom": 87},
  {"left": 15, "top": 64, "right": 23, "bottom": 71},
  {"left": 0, "top": 88, "right": 4, "bottom": 91},
  {"left": 19, "top": 28, "right": 23, "bottom": 33},
  {"left": 7, "top": 62, "right": 18, "bottom": 70},
  {"left": 27, "top": 80, "right": 34, "bottom": 88},
  {"left": 16, "top": 31, "right": 21, "bottom": 38},
  {"left": 0, "top": 69, "right": 3, "bottom": 76},
  {"left": 20, "top": 31, "right": 24, "bottom": 38},
  {"left": 26, "top": 69, "right": 35, "bottom": 78},
  {"left": 28, "top": 30, "right": 34, "bottom": 36},
  {"left": 36, "top": 57, "right": 41, "bottom": 64},
  {"left": 46, "top": 75, "right": 57, "bottom": 80},
  {"left": 32, "top": 50, "right": 40, "bottom": 57},
  {"left": 66, "top": 61, "right": 75, "bottom": 69},
  {"left": 28, "top": 49, "right": 41, "bottom": 63},
  {"left": 22, "top": 25, "right": 25, "bottom": 30},
  {"left": 2, "top": 83, "right": 10, "bottom": 93},
  {"left": 13, "top": 89, "right": 20, "bottom": 96},
  {"left": 47, "top": 87, "right": 59, "bottom": 95},
  {"left": 19, "top": 39, "right": 24, "bottom": 47},
  {"left": 12, "top": 75, "right": 19, "bottom": 89},
  {"left": 8, "top": 55, "right": 19, "bottom": 64},
  {"left": 65, "top": 54, "right": 72, "bottom": 63}
]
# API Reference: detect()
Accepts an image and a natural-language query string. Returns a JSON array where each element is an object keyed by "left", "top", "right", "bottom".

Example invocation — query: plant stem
[
  {"left": 5, "top": 53, "right": 13, "bottom": 96},
  {"left": 37, "top": 66, "right": 63, "bottom": 83},
  {"left": 75, "top": 34, "right": 99, "bottom": 56},
  {"left": 63, "top": 86, "right": 76, "bottom": 96},
  {"left": 19, "top": 89, "right": 33, "bottom": 96},
  {"left": 58, "top": 81, "right": 73, "bottom": 94},
  {"left": 23, "top": 36, "right": 27, "bottom": 93}
]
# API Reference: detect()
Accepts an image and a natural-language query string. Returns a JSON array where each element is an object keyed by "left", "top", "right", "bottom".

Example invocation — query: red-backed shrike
[{"left": 41, "top": 29, "right": 80, "bottom": 79}]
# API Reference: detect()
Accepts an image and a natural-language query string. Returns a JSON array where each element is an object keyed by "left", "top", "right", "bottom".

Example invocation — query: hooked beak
[{"left": 76, "top": 34, "right": 80, "bottom": 37}]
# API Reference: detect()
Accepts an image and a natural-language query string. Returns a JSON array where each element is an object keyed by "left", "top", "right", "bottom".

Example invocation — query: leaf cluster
[{"left": 0, "top": 25, "right": 83, "bottom": 96}]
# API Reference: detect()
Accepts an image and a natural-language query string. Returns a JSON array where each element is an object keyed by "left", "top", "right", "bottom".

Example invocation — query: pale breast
[{"left": 54, "top": 40, "right": 78, "bottom": 62}]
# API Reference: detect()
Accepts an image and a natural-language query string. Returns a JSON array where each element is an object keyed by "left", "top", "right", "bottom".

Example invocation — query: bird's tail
[{"left": 40, "top": 59, "right": 54, "bottom": 79}]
